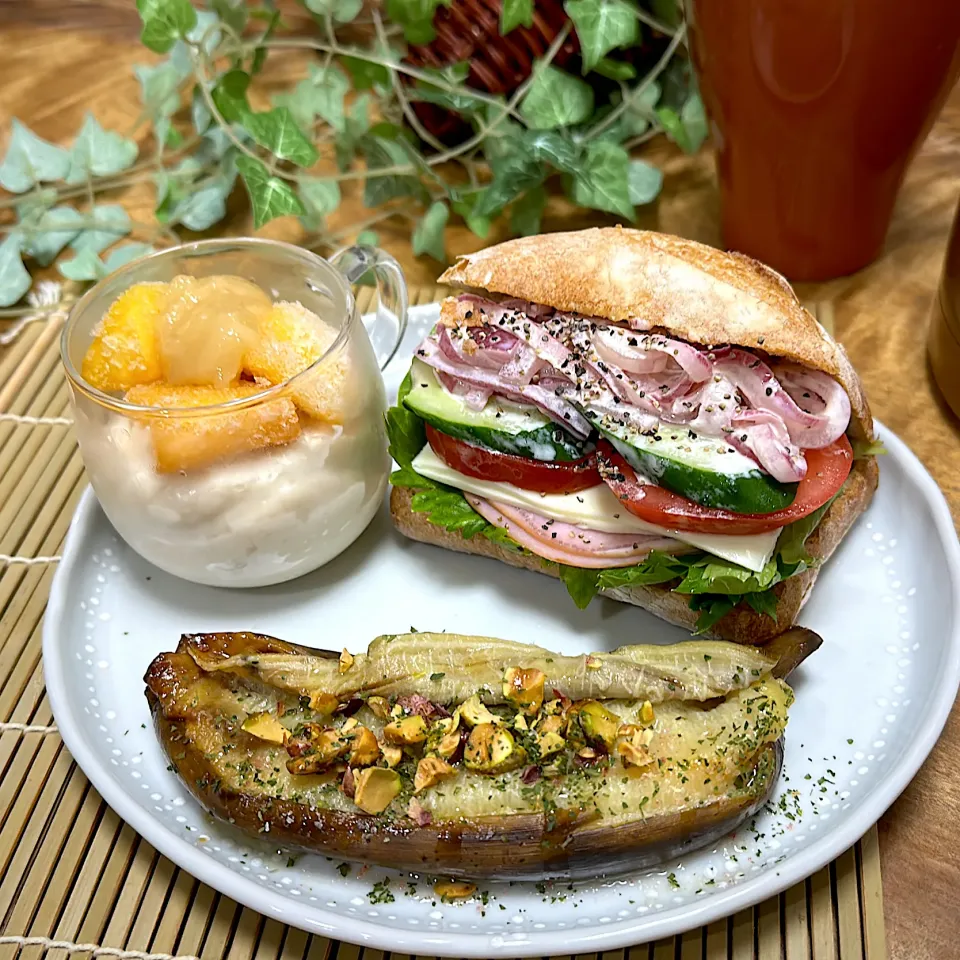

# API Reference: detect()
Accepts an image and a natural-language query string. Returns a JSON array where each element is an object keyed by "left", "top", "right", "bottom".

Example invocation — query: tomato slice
[
  {"left": 426, "top": 424, "right": 602, "bottom": 495},
  {"left": 596, "top": 436, "right": 853, "bottom": 534}
]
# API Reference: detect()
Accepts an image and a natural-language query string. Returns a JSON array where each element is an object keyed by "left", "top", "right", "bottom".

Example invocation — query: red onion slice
[
  {"left": 593, "top": 326, "right": 713, "bottom": 382},
  {"left": 729, "top": 410, "right": 807, "bottom": 483},
  {"left": 771, "top": 363, "right": 851, "bottom": 448}
]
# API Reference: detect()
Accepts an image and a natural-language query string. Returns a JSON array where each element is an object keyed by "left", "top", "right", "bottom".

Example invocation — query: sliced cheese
[{"left": 410, "top": 445, "right": 781, "bottom": 573}]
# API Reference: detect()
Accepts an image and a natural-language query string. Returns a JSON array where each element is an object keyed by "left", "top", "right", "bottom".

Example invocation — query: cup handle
[{"left": 329, "top": 245, "right": 409, "bottom": 372}]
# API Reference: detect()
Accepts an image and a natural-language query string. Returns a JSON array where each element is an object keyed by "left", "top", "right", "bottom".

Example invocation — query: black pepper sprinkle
[{"left": 765, "top": 387, "right": 773, "bottom": 396}]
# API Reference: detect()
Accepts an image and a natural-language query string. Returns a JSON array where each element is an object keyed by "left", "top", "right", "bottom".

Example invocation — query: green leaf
[
  {"left": 70, "top": 204, "right": 132, "bottom": 255},
  {"left": 510, "top": 185, "right": 546, "bottom": 237},
  {"left": 235, "top": 155, "right": 305, "bottom": 228},
  {"left": 680, "top": 92, "right": 708, "bottom": 152},
  {"left": 0, "top": 119, "right": 70, "bottom": 193},
  {"left": 412, "top": 201, "right": 449, "bottom": 262},
  {"left": 689, "top": 594, "right": 741, "bottom": 635},
  {"left": 658, "top": 91, "right": 708, "bottom": 154},
  {"left": 356, "top": 229, "right": 379, "bottom": 245},
  {"left": 65, "top": 114, "right": 138, "bottom": 184},
  {"left": 594, "top": 57, "right": 636, "bottom": 81},
  {"left": 20, "top": 206, "right": 84, "bottom": 267},
  {"left": 569, "top": 140, "right": 634, "bottom": 219},
  {"left": 176, "top": 177, "right": 235, "bottom": 231},
  {"left": 306, "top": 0, "right": 363, "bottom": 22},
  {"left": 133, "top": 63, "right": 184, "bottom": 137},
  {"left": 103, "top": 242, "right": 155, "bottom": 272},
  {"left": 191, "top": 85, "right": 212, "bottom": 134},
  {"left": 411, "top": 488, "right": 490, "bottom": 538},
  {"left": 251, "top": 8, "right": 280, "bottom": 74},
  {"left": 482, "top": 525, "right": 525, "bottom": 552},
  {"left": 169, "top": 9, "right": 221, "bottom": 74},
  {"left": 245, "top": 108, "right": 319, "bottom": 167},
  {"left": 627, "top": 158, "right": 663, "bottom": 204},
  {"left": 500, "top": 0, "right": 533, "bottom": 34},
  {"left": 472, "top": 133, "right": 543, "bottom": 218},
  {"left": 58, "top": 247, "right": 107, "bottom": 282},
  {"left": 212, "top": 0, "right": 247, "bottom": 34},
  {"left": 745, "top": 590, "right": 779, "bottom": 621},
  {"left": 0, "top": 234, "right": 31, "bottom": 307},
  {"left": 342, "top": 56, "right": 391, "bottom": 91},
  {"left": 465, "top": 212, "right": 492, "bottom": 238},
  {"left": 308, "top": 64, "right": 351, "bottom": 133},
  {"left": 564, "top": 0, "right": 639, "bottom": 74},
  {"left": 776, "top": 496, "right": 836, "bottom": 567},
  {"left": 853, "top": 437, "right": 887, "bottom": 459},
  {"left": 212, "top": 70, "right": 252, "bottom": 124},
  {"left": 298, "top": 177, "right": 341, "bottom": 230},
  {"left": 410, "top": 69, "right": 486, "bottom": 115},
  {"left": 524, "top": 130, "right": 579, "bottom": 173},
  {"left": 137, "top": 0, "right": 198, "bottom": 53},
  {"left": 385, "top": 372, "right": 426, "bottom": 465},
  {"left": 675, "top": 555, "right": 780, "bottom": 596},
  {"left": 385, "top": 0, "right": 447, "bottom": 44},
  {"left": 520, "top": 65, "right": 594, "bottom": 129},
  {"left": 556, "top": 565, "right": 600, "bottom": 609},
  {"left": 360, "top": 135, "right": 425, "bottom": 207},
  {"left": 596, "top": 550, "right": 690, "bottom": 589}
]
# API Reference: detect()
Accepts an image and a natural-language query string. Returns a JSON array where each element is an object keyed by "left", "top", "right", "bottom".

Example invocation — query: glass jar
[
  {"left": 61, "top": 238, "right": 408, "bottom": 588},
  {"left": 929, "top": 200, "right": 960, "bottom": 419}
]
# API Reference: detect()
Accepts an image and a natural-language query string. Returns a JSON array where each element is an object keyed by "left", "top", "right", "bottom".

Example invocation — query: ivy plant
[{"left": 0, "top": 0, "right": 706, "bottom": 309}]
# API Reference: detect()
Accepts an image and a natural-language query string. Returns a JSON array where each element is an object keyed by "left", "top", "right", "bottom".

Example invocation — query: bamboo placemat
[{"left": 0, "top": 286, "right": 886, "bottom": 960}]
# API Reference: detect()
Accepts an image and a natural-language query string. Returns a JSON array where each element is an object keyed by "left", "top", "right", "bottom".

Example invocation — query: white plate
[{"left": 44, "top": 304, "right": 960, "bottom": 957}]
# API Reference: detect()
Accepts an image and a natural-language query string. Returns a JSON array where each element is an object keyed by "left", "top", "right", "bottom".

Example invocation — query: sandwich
[
  {"left": 145, "top": 627, "right": 819, "bottom": 880},
  {"left": 387, "top": 228, "right": 880, "bottom": 643}
]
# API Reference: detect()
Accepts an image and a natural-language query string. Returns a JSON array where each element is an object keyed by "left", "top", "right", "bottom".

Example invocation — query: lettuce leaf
[
  {"left": 688, "top": 594, "right": 742, "bottom": 634},
  {"left": 595, "top": 550, "right": 690, "bottom": 589},
  {"left": 852, "top": 436, "right": 886, "bottom": 459}
]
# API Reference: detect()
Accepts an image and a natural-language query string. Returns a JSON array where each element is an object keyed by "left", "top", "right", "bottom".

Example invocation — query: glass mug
[{"left": 60, "top": 238, "right": 408, "bottom": 588}]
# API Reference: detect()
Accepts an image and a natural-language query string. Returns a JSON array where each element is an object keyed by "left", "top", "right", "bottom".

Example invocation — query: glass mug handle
[{"left": 329, "top": 245, "right": 409, "bottom": 372}]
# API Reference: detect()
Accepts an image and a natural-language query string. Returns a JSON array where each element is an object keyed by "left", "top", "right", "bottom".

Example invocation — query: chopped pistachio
[
  {"left": 339, "top": 648, "right": 354, "bottom": 674},
  {"left": 353, "top": 767, "right": 401, "bottom": 814},
  {"left": 414, "top": 756, "right": 456, "bottom": 793},
  {"left": 459, "top": 694, "right": 500, "bottom": 728},
  {"left": 464, "top": 723, "right": 525, "bottom": 774},
  {"left": 434, "top": 880, "right": 476, "bottom": 900},
  {"left": 383, "top": 715, "right": 428, "bottom": 745},
  {"left": 240, "top": 712, "right": 287, "bottom": 744},
  {"left": 502, "top": 666, "right": 545, "bottom": 715}
]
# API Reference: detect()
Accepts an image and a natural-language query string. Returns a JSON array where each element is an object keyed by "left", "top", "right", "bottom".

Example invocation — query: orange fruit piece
[
  {"left": 244, "top": 301, "right": 352, "bottom": 424},
  {"left": 125, "top": 382, "right": 301, "bottom": 474},
  {"left": 80, "top": 283, "right": 166, "bottom": 392},
  {"left": 158, "top": 275, "right": 270, "bottom": 387}
]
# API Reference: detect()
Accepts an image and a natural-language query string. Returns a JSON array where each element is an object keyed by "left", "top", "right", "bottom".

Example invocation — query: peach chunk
[
  {"left": 158, "top": 275, "right": 271, "bottom": 387},
  {"left": 125, "top": 382, "right": 300, "bottom": 474},
  {"left": 81, "top": 283, "right": 166, "bottom": 392},
  {"left": 244, "top": 301, "right": 351, "bottom": 424}
]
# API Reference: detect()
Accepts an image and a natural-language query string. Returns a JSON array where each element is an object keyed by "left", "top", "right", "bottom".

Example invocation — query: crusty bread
[
  {"left": 438, "top": 227, "right": 873, "bottom": 442},
  {"left": 390, "top": 457, "right": 879, "bottom": 645}
]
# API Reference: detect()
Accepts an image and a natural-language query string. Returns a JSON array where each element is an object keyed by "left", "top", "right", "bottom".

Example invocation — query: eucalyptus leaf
[
  {"left": 57, "top": 247, "right": 107, "bottom": 283},
  {"left": 103, "top": 242, "right": 156, "bottom": 272},
  {"left": 21, "top": 206, "right": 85, "bottom": 266},
  {"left": 500, "top": 0, "right": 533, "bottom": 34},
  {"left": 510, "top": 185, "right": 546, "bottom": 237},
  {"left": 565, "top": 0, "right": 639, "bottom": 74},
  {"left": 0, "top": 119, "right": 70, "bottom": 193},
  {"left": 569, "top": 140, "right": 634, "bottom": 219},
  {"left": 412, "top": 201, "right": 448, "bottom": 261},
  {"left": 235, "top": 155, "right": 305, "bottom": 228},
  {"left": 70, "top": 204, "right": 132, "bottom": 255},
  {"left": 245, "top": 107, "right": 319, "bottom": 167},
  {"left": 0, "top": 234, "right": 31, "bottom": 308},
  {"left": 136, "top": 0, "right": 198, "bottom": 54},
  {"left": 627, "top": 158, "right": 663, "bottom": 204},
  {"left": 341, "top": 56, "right": 391, "bottom": 91},
  {"left": 298, "top": 177, "right": 341, "bottom": 230},
  {"left": 66, "top": 114, "right": 138, "bottom": 184},
  {"left": 520, "top": 65, "right": 594, "bottom": 130}
]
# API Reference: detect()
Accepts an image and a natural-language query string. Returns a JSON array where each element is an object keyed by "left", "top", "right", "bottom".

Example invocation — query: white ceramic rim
[{"left": 43, "top": 420, "right": 960, "bottom": 956}]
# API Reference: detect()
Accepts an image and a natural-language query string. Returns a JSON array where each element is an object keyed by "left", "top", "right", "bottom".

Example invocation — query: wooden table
[{"left": 2, "top": 9, "right": 959, "bottom": 959}]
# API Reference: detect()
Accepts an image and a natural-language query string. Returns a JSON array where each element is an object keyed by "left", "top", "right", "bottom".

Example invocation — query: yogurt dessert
[{"left": 72, "top": 275, "right": 388, "bottom": 587}]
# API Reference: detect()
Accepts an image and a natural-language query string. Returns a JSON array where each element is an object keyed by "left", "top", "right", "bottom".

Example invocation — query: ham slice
[{"left": 466, "top": 495, "right": 691, "bottom": 569}]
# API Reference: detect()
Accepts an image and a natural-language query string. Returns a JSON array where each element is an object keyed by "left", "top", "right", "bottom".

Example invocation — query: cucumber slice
[
  {"left": 597, "top": 419, "right": 797, "bottom": 514},
  {"left": 403, "top": 359, "right": 586, "bottom": 461}
]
